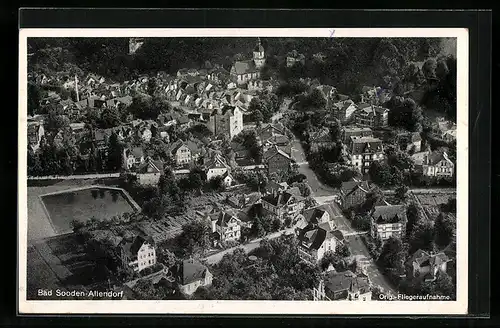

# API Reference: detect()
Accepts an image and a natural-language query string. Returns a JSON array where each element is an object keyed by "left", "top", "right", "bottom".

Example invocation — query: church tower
[{"left": 253, "top": 37, "right": 266, "bottom": 69}]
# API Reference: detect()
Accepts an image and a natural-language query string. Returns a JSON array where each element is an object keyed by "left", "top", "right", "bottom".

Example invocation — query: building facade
[
  {"left": 347, "top": 137, "right": 384, "bottom": 174},
  {"left": 119, "top": 235, "right": 156, "bottom": 272}
]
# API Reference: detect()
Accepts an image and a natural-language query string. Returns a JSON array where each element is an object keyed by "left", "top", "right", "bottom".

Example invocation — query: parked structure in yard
[{"left": 370, "top": 205, "right": 407, "bottom": 241}]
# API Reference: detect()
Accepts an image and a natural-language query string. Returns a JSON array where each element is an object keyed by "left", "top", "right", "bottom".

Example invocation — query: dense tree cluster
[
  {"left": 232, "top": 130, "right": 263, "bottom": 164},
  {"left": 195, "top": 235, "right": 319, "bottom": 300}
]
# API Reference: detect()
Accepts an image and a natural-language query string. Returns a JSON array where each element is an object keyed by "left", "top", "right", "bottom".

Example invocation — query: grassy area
[{"left": 27, "top": 234, "right": 112, "bottom": 299}]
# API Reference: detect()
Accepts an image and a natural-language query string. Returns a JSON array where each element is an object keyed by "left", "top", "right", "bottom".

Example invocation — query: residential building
[
  {"left": 257, "top": 122, "right": 287, "bottom": 141},
  {"left": 342, "top": 126, "right": 373, "bottom": 145},
  {"left": 419, "top": 150, "right": 455, "bottom": 177},
  {"left": 333, "top": 100, "right": 358, "bottom": 123},
  {"left": 355, "top": 103, "right": 389, "bottom": 128},
  {"left": 230, "top": 38, "right": 266, "bottom": 85},
  {"left": 263, "top": 145, "right": 293, "bottom": 175},
  {"left": 286, "top": 50, "right": 306, "bottom": 67},
  {"left": 27, "top": 122, "right": 45, "bottom": 152},
  {"left": 207, "top": 105, "right": 243, "bottom": 140},
  {"left": 436, "top": 119, "right": 457, "bottom": 142},
  {"left": 405, "top": 249, "right": 451, "bottom": 282},
  {"left": 262, "top": 134, "right": 291, "bottom": 153},
  {"left": 261, "top": 186, "right": 305, "bottom": 221},
  {"left": 338, "top": 180, "right": 372, "bottom": 210},
  {"left": 399, "top": 132, "right": 423, "bottom": 153},
  {"left": 172, "top": 259, "right": 213, "bottom": 296},
  {"left": 167, "top": 140, "right": 201, "bottom": 166},
  {"left": 297, "top": 221, "right": 344, "bottom": 264},
  {"left": 213, "top": 211, "right": 242, "bottom": 242},
  {"left": 302, "top": 207, "right": 331, "bottom": 225},
  {"left": 347, "top": 137, "right": 384, "bottom": 174},
  {"left": 221, "top": 171, "right": 234, "bottom": 187},
  {"left": 137, "top": 158, "right": 164, "bottom": 186},
  {"left": 313, "top": 269, "right": 372, "bottom": 301},
  {"left": 309, "top": 127, "right": 334, "bottom": 152},
  {"left": 119, "top": 235, "right": 156, "bottom": 272},
  {"left": 265, "top": 181, "right": 289, "bottom": 195},
  {"left": 370, "top": 205, "right": 407, "bottom": 241},
  {"left": 205, "top": 153, "right": 231, "bottom": 181},
  {"left": 123, "top": 147, "right": 145, "bottom": 170}
]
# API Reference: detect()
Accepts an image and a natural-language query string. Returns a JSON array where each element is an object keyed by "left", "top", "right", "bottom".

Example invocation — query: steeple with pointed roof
[{"left": 253, "top": 37, "right": 266, "bottom": 69}]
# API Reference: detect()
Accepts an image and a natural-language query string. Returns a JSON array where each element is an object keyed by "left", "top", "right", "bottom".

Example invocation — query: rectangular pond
[{"left": 41, "top": 187, "right": 137, "bottom": 234}]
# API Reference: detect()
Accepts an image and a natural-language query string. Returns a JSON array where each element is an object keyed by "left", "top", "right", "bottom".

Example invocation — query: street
[
  {"left": 290, "top": 137, "right": 398, "bottom": 296},
  {"left": 203, "top": 227, "right": 296, "bottom": 265}
]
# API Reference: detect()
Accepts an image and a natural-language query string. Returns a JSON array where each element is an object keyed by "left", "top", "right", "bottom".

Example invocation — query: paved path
[{"left": 291, "top": 138, "right": 337, "bottom": 197}]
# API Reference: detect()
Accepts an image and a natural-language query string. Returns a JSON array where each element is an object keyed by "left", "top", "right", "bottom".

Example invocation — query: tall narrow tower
[
  {"left": 253, "top": 37, "right": 266, "bottom": 69},
  {"left": 75, "top": 75, "right": 80, "bottom": 102}
]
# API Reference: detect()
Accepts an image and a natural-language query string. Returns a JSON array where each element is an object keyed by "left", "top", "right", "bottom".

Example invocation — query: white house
[
  {"left": 119, "top": 235, "right": 156, "bottom": 272},
  {"left": 214, "top": 211, "right": 242, "bottom": 242},
  {"left": 297, "top": 221, "right": 344, "bottom": 264},
  {"left": 173, "top": 259, "right": 213, "bottom": 296},
  {"left": 370, "top": 205, "right": 407, "bottom": 241},
  {"left": 136, "top": 158, "right": 163, "bottom": 186},
  {"left": 421, "top": 150, "right": 454, "bottom": 177},
  {"left": 205, "top": 153, "right": 230, "bottom": 181}
]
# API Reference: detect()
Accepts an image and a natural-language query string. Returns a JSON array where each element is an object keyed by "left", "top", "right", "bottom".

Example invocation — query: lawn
[{"left": 27, "top": 234, "right": 112, "bottom": 299}]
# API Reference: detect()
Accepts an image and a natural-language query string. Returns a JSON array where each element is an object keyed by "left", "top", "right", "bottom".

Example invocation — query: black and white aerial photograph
[{"left": 23, "top": 33, "right": 459, "bottom": 306}]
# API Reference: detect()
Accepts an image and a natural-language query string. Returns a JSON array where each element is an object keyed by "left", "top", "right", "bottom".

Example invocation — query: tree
[
  {"left": 434, "top": 212, "right": 455, "bottom": 248},
  {"left": 378, "top": 236, "right": 407, "bottom": 270},
  {"left": 405, "top": 204, "right": 421, "bottom": 239},
  {"left": 106, "top": 132, "right": 123, "bottom": 172},
  {"left": 320, "top": 251, "right": 347, "bottom": 271},
  {"left": 28, "top": 82, "right": 41, "bottom": 116},
  {"left": 101, "top": 107, "right": 121, "bottom": 128},
  {"left": 433, "top": 272, "right": 455, "bottom": 299},
  {"left": 408, "top": 220, "right": 435, "bottom": 254},
  {"left": 394, "top": 184, "right": 409, "bottom": 203},
  {"left": 176, "top": 220, "right": 211, "bottom": 256},
  {"left": 335, "top": 243, "right": 351, "bottom": 258}
]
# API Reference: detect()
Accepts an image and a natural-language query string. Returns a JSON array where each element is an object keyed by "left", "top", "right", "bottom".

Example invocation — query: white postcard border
[{"left": 18, "top": 27, "right": 468, "bottom": 315}]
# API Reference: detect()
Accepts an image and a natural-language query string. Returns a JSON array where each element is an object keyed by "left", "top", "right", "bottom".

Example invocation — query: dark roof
[
  {"left": 372, "top": 205, "right": 407, "bottom": 224},
  {"left": 263, "top": 145, "right": 292, "bottom": 161},
  {"left": 303, "top": 208, "right": 328, "bottom": 224},
  {"left": 324, "top": 270, "right": 371, "bottom": 296},
  {"left": 120, "top": 235, "right": 154, "bottom": 259},
  {"left": 216, "top": 211, "right": 240, "bottom": 227},
  {"left": 174, "top": 259, "right": 211, "bottom": 285},
  {"left": 261, "top": 188, "right": 304, "bottom": 207},
  {"left": 350, "top": 137, "right": 383, "bottom": 155},
  {"left": 340, "top": 180, "right": 371, "bottom": 197},
  {"left": 137, "top": 158, "right": 163, "bottom": 174},
  {"left": 407, "top": 249, "right": 451, "bottom": 269}
]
